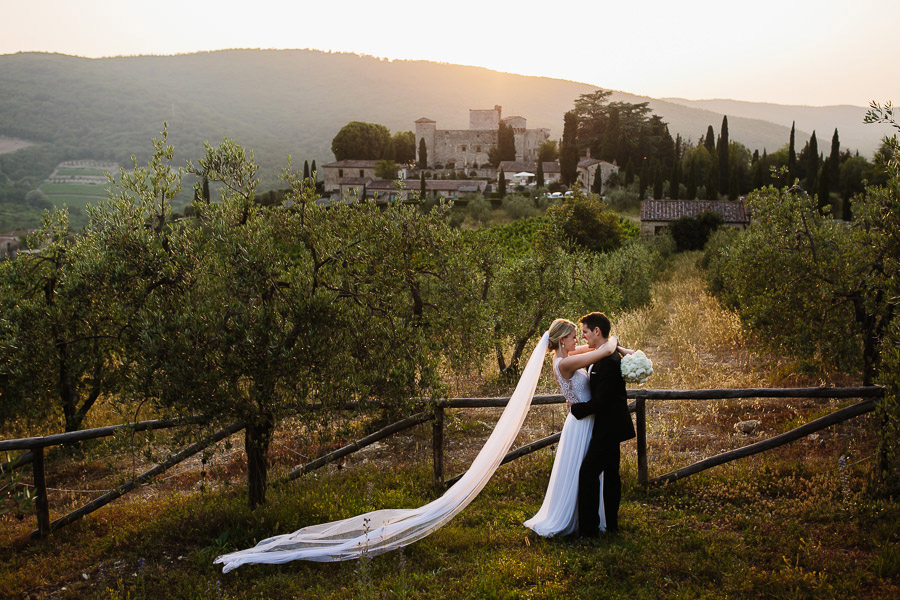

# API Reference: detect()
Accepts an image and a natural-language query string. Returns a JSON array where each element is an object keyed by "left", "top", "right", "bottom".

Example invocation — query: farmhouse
[
  {"left": 320, "top": 159, "right": 380, "bottom": 194},
  {"left": 416, "top": 106, "right": 550, "bottom": 169},
  {"left": 640, "top": 199, "right": 750, "bottom": 237}
]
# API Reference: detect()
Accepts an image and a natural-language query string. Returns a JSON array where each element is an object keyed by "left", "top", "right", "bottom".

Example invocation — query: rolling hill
[{"left": 0, "top": 49, "right": 892, "bottom": 195}]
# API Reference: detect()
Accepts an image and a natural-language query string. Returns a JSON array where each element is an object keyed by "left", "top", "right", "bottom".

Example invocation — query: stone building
[
  {"left": 416, "top": 106, "right": 550, "bottom": 169},
  {"left": 320, "top": 159, "right": 380, "bottom": 194},
  {"left": 640, "top": 199, "right": 749, "bottom": 237},
  {"left": 576, "top": 155, "right": 619, "bottom": 194}
]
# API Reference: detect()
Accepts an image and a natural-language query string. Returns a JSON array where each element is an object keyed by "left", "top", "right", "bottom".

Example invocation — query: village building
[
  {"left": 640, "top": 199, "right": 750, "bottom": 237},
  {"left": 576, "top": 154, "right": 619, "bottom": 194},
  {"left": 321, "top": 159, "right": 380, "bottom": 194},
  {"left": 0, "top": 231, "right": 26, "bottom": 260},
  {"left": 416, "top": 106, "right": 550, "bottom": 169}
]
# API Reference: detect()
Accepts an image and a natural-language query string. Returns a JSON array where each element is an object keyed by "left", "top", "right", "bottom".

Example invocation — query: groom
[{"left": 569, "top": 312, "right": 636, "bottom": 535}]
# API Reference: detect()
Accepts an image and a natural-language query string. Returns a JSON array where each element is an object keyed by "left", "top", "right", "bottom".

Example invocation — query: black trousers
[{"left": 577, "top": 437, "right": 621, "bottom": 535}]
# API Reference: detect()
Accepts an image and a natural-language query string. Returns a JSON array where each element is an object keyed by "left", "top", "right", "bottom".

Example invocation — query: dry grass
[{"left": 2, "top": 251, "right": 896, "bottom": 599}]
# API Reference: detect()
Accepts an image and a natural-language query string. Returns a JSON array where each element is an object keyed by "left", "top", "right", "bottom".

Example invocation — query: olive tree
[
  {"left": 703, "top": 100, "right": 900, "bottom": 486},
  {"left": 0, "top": 132, "right": 185, "bottom": 432},
  {"left": 125, "top": 139, "right": 483, "bottom": 508}
]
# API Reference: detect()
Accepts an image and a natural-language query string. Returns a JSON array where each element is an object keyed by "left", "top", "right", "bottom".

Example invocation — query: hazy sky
[{"left": 3, "top": 0, "right": 897, "bottom": 107}]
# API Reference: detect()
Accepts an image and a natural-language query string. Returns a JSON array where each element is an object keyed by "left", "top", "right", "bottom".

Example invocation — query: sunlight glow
[{"left": 2, "top": 0, "right": 898, "bottom": 106}]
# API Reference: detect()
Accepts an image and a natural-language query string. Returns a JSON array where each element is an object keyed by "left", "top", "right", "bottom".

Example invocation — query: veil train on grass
[{"left": 215, "top": 332, "right": 550, "bottom": 572}]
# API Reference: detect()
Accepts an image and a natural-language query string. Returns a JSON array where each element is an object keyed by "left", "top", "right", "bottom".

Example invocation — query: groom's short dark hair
[{"left": 579, "top": 312, "right": 611, "bottom": 337}]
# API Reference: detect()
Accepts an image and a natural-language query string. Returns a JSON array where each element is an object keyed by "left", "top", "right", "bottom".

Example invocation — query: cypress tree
[
  {"left": 420, "top": 172, "right": 426, "bottom": 198},
  {"left": 707, "top": 162, "right": 719, "bottom": 200},
  {"left": 639, "top": 161, "right": 650, "bottom": 200},
  {"left": 704, "top": 125, "right": 716, "bottom": 154},
  {"left": 591, "top": 165, "right": 603, "bottom": 194},
  {"left": 560, "top": 111, "right": 579, "bottom": 186},
  {"left": 536, "top": 160, "right": 545, "bottom": 188},
  {"left": 788, "top": 122, "right": 797, "bottom": 182},
  {"left": 807, "top": 131, "right": 820, "bottom": 206},
  {"left": 819, "top": 157, "right": 831, "bottom": 207},
  {"left": 686, "top": 156, "right": 698, "bottom": 200},
  {"left": 498, "top": 167, "right": 506, "bottom": 197},
  {"left": 829, "top": 129, "right": 841, "bottom": 195},
  {"left": 497, "top": 122, "right": 516, "bottom": 163},
  {"left": 670, "top": 159, "right": 681, "bottom": 199},
  {"left": 311, "top": 160, "right": 317, "bottom": 179},
  {"left": 750, "top": 150, "right": 763, "bottom": 190},
  {"left": 717, "top": 116, "right": 730, "bottom": 195},
  {"left": 303, "top": 160, "right": 310, "bottom": 181},
  {"left": 418, "top": 138, "right": 428, "bottom": 169},
  {"left": 653, "top": 165, "right": 664, "bottom": 200}
]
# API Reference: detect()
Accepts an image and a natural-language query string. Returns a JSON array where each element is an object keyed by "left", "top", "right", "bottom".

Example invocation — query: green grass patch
[
  {"left": 0, "top": 203, "right": 45, "bottom": 232},
  {"left": 2, "top": 449, "right": 897, "bottom": 599},
  {"left": 41, "top": 183, "right": 109, "bottom": 197}
]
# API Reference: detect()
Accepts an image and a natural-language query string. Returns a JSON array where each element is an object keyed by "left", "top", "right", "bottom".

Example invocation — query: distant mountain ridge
[
  {"left": 0, "top": 49, "right": 891, "bottom": 190},
  {"left": 661, "top": 98, "right": 889, "bottom": 157}
]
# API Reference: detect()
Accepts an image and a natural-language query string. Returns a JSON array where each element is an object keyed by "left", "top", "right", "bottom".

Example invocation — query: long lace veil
[{"left": 215, "top": 332, "right": 550, "bottom": 572}]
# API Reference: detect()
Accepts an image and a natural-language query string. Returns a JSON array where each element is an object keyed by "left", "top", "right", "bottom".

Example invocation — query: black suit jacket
[{"left": 570, "top": 352, "right": 636, "bottom": 443}]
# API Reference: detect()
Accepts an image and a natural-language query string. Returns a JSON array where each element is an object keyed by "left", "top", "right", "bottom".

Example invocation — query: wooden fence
[{"left": 0, "top": 386, "right": 884, "bottom": 539}]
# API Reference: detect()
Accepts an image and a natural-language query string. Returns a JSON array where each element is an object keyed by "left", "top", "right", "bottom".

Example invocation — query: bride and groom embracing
[
  {"left": 525, "top": 312, "right": 636, "bottom": 538},
  {"left": 215, "top": 311, "right": 635, "bottom": 571}
]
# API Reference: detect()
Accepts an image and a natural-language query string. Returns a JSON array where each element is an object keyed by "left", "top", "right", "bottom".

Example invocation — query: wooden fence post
[
  {"left": 433, "top": 404, "right": 444, "bottom": 491},
  {"left": 636, "top": 394, "right": 648, "bottom": 486},
  {"left": 32, "top": 446, "right": 50, "bottom": 538}
]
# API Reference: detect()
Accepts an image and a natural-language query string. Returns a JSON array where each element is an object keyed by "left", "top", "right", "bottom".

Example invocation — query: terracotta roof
[
  {"left": 641, "top": 199, "right": 749, "bottom": 224},
  {"left": 322, "top": 160, "right": 379, "bottom": 168},
  {"left": 578, "top": 157, "right": 602, "bottom": 167}
]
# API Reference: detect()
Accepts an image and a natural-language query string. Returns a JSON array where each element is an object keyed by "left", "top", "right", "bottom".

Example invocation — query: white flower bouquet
[{"left": 621, "top": 350, "right": 653, "bottom": 383}]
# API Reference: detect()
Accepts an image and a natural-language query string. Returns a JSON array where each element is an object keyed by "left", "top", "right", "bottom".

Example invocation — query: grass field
[{"left": 1, "top": 254, "right": 897, "bottom": 599}]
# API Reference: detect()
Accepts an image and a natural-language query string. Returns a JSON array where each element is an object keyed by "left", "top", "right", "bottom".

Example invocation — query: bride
[{"left": 524, "top": 318, "right": 627, "bottom": 537}]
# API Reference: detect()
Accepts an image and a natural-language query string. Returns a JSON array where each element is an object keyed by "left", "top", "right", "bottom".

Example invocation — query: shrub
[
  {"left": 669, "top": 210, "right": 724, "bottom": 251},
  {"left": 502, "top": 194, "right": 539, "bottom": 220}
]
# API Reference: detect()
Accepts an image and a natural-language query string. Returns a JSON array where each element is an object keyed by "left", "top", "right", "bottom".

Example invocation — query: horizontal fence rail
[{"left": 0, "top": 386, "right": 885, "bottom": 541}]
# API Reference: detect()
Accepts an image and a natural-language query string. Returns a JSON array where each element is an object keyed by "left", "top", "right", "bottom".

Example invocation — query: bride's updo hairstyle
[{"left": 547, "top": 318, "right": 576, "bottom": 351}]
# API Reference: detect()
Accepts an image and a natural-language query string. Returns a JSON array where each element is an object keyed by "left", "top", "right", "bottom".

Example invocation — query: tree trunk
[{"left": 245, "top": 415, "right": 274, "bottom": 509}]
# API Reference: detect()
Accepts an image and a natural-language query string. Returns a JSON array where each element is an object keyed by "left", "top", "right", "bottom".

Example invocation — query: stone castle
[{"left": 415, "top": 106, "right": 550, "bottom": 169}]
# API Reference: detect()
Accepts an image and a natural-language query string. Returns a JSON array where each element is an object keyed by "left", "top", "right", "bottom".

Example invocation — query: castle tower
[
  {"left": 415, "top": 117, "right": 436, "bottom": 167},
  {"left": 469, "top": 105, "right": 501, "bottom": 130}
]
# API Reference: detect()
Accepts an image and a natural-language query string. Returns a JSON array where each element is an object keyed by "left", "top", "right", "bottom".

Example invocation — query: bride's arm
[
  {"left": 557, "top": 336, "right": 618, "bottom": 379},
  {"left": 617, "top": 345, "right": 636, "bottom": 356},
  {"left": 569, "top": 344, "right": 593, "bottom": 355}
]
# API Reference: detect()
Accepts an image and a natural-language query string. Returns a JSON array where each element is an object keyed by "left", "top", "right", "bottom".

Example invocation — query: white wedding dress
[
  {"left": 523, "top": 358, "right": 605, "bottom": 536},
  {"left": 216, "top": 333, "right": 552, "bottom": 572}
]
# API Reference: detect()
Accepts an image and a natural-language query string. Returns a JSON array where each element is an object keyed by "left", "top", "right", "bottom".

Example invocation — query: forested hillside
[{"left": 3, "top": 49, "right": 883, "bottom": 190}]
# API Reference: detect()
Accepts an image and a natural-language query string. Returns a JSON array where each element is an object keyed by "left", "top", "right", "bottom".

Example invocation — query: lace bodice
[{"left": 554, "top": 358, "right": 591, "bottom": 405}]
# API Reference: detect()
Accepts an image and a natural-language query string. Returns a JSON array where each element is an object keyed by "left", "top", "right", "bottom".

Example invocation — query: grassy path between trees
[{"left": 1, "top": 254, "right": 898, "bottom": 599}]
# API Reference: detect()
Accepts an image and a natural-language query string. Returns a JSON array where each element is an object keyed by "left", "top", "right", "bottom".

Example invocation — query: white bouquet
[{"left": 621, "top": 350, "right": 653, "bottom": 383}]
